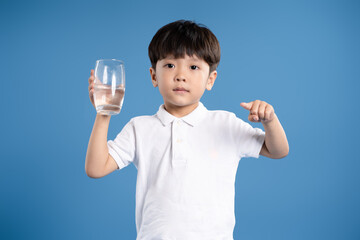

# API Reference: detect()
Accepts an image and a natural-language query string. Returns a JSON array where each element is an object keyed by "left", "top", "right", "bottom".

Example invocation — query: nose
[
  {"left": 175, "top": 69, "right": 186, "bottom": 82},
  {"left": 176, "top": 76, "right": 186, "bottom": 82}
]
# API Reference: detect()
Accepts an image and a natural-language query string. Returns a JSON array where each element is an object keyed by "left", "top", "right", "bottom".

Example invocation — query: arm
[
  {"left": 240, "top": 100, "right": 289, "bottom": 159},
  {"left": 260, "top": 113, "right": 289, "bottom": 159},
  {"left": 85, "top": 114, "right": 118, "bottom": 178},
  {"left": 85, "top": 69, "right": 118, "bottom": 178}
]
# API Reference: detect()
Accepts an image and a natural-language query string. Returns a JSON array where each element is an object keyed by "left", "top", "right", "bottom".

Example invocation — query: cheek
[
  {"left": 193, "top": 81, "right": 208, "bottom": 95},
  {"left": 158, "top": 81, "right": 171, "bottom": 95},
  {"left": 200, "top": 76, "right": 210, "bottom": 88}
]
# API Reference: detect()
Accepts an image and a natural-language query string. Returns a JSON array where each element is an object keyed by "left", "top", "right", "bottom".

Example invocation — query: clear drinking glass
[{"left": 93, "top": 59, "right": 125, "bottom": 115}]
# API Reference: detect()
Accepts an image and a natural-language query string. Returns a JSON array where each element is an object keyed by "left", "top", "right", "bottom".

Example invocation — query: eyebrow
[{"left": 163, "top": 56, "right": 202, "bottom": 61}]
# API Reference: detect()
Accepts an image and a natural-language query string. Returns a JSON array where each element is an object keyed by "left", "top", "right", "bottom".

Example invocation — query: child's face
[{"left": 150, "top": 54, "right": 217, "bottom": 115}]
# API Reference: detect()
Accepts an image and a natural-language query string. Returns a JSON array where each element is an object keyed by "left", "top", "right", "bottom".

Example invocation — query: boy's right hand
[{"left": 88, "top": 69, "right": 95, "bottom": 108}]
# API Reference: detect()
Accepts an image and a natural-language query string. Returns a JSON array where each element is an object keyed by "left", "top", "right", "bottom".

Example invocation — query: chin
[{"left": 169, "top": 101, "right": 198, "bottom": 108}]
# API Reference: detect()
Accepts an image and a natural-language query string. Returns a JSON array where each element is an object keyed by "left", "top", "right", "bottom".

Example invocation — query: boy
[{"left": 86, "top": 20, "right": 289, "bottom": 239}]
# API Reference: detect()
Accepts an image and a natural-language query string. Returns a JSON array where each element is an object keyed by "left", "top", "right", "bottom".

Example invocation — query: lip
[{"left": 173, "top": 87, "right": 189, "bottom": 92}]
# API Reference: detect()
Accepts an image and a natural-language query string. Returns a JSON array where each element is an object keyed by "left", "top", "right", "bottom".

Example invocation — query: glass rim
[{"left": 96, "top": 59, "right": 124, "bottom": 64}]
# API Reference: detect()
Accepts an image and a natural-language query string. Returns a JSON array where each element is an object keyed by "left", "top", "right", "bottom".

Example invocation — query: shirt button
[{"left": 177, "top": 139, "right": 183, "bottom": 143}]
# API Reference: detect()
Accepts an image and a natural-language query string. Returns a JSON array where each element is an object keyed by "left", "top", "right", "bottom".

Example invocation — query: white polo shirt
[{"left": 107, "top": 102, "right": 265, "bottom": 240}]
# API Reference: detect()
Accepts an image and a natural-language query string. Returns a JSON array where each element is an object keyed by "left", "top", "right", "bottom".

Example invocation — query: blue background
[{"left": 1, "top": 0, "right": 359, "bottom": 239}]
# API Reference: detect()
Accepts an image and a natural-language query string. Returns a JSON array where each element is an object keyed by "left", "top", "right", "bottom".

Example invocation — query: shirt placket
[{"left": 171, "top": 119, "right": 188, "bottom": 167}]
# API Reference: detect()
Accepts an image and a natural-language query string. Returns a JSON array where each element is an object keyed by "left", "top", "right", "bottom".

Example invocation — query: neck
[{"left": 164, "top": 102, "right": 199, "bottom": 118}]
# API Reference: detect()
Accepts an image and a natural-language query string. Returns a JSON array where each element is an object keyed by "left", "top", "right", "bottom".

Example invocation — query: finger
[
  {"left": 264, "top": 105, "right": 274, "bottom": 121},
  {"left": 250, "top": 100, "right": 260, "bottom": 115},
  {"left": 250, "top": 100, "right": 261, "bottom": 120},
  {"left": 248, "top": 114, "right": 260, "bottom": 123},
  {"left": 88, "top": 80, "right": 93, "bottom": 89},
  {"left": 251, "top": 100, "right": 261, "bottom": 121},
  {"left": 88, "top": 70, "right": 95, "bottom": 83},
  {"left": 240, "top": 102, "right": 253, "bottom": 110},
  {"left": 258, "top": 101, "right": 266, "bottom": 120},
  {"left": 88, "top": 75, "right": 94, "bottom": 84},
  {"left": 89, "top": 90, "right": 95, "bottom": 106}
]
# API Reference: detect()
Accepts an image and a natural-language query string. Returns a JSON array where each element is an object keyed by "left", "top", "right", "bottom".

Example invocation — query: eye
[
  {"left": 190, "top": 65, "right": 199, "bottom": 70},
  {"left": 165, "top": 64, "right": 174, "bottom": 68}
]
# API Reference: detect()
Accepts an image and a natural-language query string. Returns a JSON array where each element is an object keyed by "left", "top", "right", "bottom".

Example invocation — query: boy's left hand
[{"left": 240, "top": 100, "right": 275, "bottom": 123}]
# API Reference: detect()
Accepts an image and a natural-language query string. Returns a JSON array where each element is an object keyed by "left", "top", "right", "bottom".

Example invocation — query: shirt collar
[{"left": 156, "top": 102, "right": 208, "bottom": 127}]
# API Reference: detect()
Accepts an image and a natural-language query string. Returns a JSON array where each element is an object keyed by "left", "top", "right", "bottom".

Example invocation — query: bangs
[{"left": 157, "top": 27, "right": 208, "bottom": 60}]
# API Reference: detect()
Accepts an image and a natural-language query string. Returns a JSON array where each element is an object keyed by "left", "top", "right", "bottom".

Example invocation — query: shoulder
[
  {"left": 126, "top": 114, "right": 162, "bottom": 127},
  {"left": 127, "top": 114, "right": 156, "bottom": 124},
  {"left": 206, "top": 109, "right": 243, "bottom": 122},
  {"left": 204, "top": 109, "right": 258, "bottom": 133},
  {"left": 130, "top": 115, "right": 156, "bottom": 122}
]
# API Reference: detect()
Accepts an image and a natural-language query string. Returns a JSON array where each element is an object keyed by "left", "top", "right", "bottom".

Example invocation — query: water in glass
[{"left": 94, "top": 84, "right": 125, "bottom": 115}]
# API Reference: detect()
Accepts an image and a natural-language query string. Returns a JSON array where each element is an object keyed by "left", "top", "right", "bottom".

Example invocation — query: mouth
[{"left": 173, "top": 87, "right": 189, "bottom": 92}]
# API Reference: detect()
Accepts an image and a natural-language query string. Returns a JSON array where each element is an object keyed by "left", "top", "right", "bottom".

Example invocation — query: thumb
[{"left": 240, "top": 102, "right": 252, "bottom": 110}]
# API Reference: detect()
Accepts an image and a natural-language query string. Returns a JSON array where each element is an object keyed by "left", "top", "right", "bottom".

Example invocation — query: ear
[
  {"left": 150, "top": 67, "right": 158, "bottom": 87},
  {"left": 206, "top": 70, "right": 217, "bottom": 90}
]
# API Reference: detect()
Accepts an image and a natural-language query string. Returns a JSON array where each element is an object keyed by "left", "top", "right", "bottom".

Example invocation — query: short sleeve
[
  {"left": 107, "top": 119, "right": 136, "bottom": 170},
  {"left": 231, "top": 114, "right": 265, "bottom": 159}
]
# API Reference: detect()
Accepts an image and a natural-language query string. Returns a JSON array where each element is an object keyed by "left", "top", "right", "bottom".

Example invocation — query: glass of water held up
[{"left": 93, "top": 59, "right": 125, "bottom": 115}]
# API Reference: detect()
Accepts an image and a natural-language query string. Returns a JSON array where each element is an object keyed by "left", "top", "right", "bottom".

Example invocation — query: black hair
[{"left": 148, "top": 20, "right": 221, "bottom": 72}]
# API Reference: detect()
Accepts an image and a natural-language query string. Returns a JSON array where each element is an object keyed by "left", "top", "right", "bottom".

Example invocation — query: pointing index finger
[{"left": 240, "top": 102, "right": 253, "bottom": 110}]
